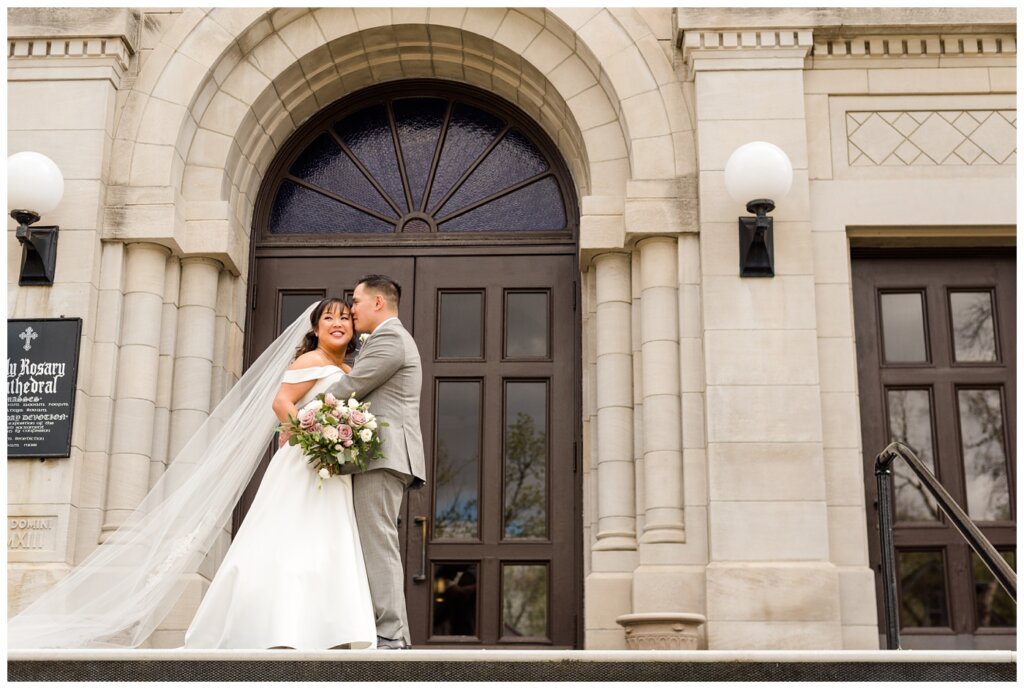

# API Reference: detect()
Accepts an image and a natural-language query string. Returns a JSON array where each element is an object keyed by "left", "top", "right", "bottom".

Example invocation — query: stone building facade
[{"left": 7, "top": 7, "right": 1016, "bottom": 650}]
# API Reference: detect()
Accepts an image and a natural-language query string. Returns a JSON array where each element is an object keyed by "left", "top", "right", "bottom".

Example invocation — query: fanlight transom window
[{"left": 267, "top": 92, "right": 570, "bottom": 236}]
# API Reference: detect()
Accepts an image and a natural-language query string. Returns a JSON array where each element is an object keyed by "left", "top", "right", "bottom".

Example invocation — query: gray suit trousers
[{"left": 352, "top": 468, "right": 410, "bottom": 644}]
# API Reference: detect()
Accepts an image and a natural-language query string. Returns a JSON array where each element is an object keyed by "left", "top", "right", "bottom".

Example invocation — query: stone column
[
  {"left": 638, "top": 236, "right": 684, "bottom": 546},
  {"left": 101, "top": 243, "right": 170, "bottom": 539},
  {"left": 209, "top": 270, "right": 234, "bottom": 409},
  {"left": 167, "top": 258, "right": 222, "bottom": 467},
  {"left": 630, "top": 251, "right": 646, "bottom": 535},
  {"left": 592, "top": 253, "right": 637, "bottom": 559},
  {"left": 585, "top": 250, "right": 630, "bottom": 647},
  {"left": 149, "top": 255, "right": 180, "bottom": 489}
]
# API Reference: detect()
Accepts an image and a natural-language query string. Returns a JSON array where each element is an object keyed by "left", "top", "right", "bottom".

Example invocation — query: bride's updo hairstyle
[{"left": 295, "top": 297, "right": 351, "bottom": 359}]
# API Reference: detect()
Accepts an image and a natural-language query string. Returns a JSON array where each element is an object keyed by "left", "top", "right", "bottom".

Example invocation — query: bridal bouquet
[{"left": 280, "top": 392, "right": 387, "bottom": 488}]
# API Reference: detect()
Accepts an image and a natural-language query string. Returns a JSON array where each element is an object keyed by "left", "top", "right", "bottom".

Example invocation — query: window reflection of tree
[
  {"left": 959, "top": 390, "right": 1010, "bottom": 521},
  {"left": 504, "top": 412, "right": 546, "bottom": 538},
  {"left": 951, "top": 292, "right": 996, "bottom": 361},
  {"left": 888, "top": 390, "right": 940, "bottom": 521},
  {"left": 434, "top": 440, "right": 479, "bottom": 539},
  {"left": 503, "top": 565, "right": 546, "bottom": 638},
  {"left": 899, "top": 552, "right": 947, "bottom": 627},
  {"left": 974, "top": 552, "right": 1016, "bottom": 627}
]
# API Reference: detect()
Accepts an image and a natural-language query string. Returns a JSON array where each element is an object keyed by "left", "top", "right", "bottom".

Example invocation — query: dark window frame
[{"left": 254, "top": 80, "right": 578, "bottom": 246}]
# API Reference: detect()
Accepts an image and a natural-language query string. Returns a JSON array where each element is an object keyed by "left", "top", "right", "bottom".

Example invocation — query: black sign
[{"left": 7, "top": 318, "right": 82, "bottom": 458}]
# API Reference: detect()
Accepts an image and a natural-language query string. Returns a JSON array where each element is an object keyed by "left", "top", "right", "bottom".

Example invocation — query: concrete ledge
[{"left": 7, "top": 649, "right": 1016, "bottom": 682}]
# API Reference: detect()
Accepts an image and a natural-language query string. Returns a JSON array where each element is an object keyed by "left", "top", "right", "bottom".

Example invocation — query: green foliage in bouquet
[{"left": 279, "top": 392, "right": 389, "bottom": 488}]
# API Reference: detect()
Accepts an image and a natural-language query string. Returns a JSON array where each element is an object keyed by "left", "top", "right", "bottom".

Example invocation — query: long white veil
[{"left": 8, "top": 303, "right": 319, "bottom": 648}]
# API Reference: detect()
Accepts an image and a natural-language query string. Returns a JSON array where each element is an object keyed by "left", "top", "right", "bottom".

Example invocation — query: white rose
[
  {"left": 348, "top": 397, "right": 359, "bottom": 407},
  {"left": 318, "top": 467, "right": 330, "bottom": 480},
  {"left": 365, "top": 419, "right": 377, "bottom": 430},
  {"left": 301, "top": 400, "right": 320, "bottom": 414},
  {"left": 359, "top": 428, "right": 373, "bottom": 443},
  {"left": 322, "top": 425, "right": 339, "bottom": 442}
]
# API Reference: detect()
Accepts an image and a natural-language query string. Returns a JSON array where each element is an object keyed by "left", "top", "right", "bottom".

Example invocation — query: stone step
[{"left": 7, "top": 649, "right": 1016, "bottom": 682}]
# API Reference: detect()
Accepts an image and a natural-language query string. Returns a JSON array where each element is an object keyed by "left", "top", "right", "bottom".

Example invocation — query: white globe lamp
[
  {"left": 8, "top": 151, "right": 65, "bottom": 285},
  {"left": 722, "top": 142, "right": 794, "bottom": 277}
]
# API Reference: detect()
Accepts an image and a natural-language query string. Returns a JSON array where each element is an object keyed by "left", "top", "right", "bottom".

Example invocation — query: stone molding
[
  {"left": 680, "top": 27, "right": 1017, "bottom": 77},
  {"left": 681, "top": 29, "right": 814, "bottom": 51},
  {"left": 8, "top": 37, "right": 133, "bottom": 68},
  {"left": 812, "top": 34, "right": 1016, "bottom": 59},
  {"left": 7, "top": 36, "right": 134, "bottom": 85}
]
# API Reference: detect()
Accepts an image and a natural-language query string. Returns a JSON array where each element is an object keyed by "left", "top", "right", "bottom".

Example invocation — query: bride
[{"left": 8, "top": 299, "right": 375, "bottom": 649}]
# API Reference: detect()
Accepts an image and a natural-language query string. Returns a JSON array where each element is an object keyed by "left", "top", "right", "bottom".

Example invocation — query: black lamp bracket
[
  {"left": 12, "top": 209, "right": 59, "bottom": 286},
  {"left": 738, "top": 198, "right": 775, "bottom": 278}
]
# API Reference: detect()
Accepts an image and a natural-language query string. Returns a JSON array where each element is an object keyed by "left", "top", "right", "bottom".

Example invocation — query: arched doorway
[{"left": 239, "top": 80, "right": 582, "bottom": 648}]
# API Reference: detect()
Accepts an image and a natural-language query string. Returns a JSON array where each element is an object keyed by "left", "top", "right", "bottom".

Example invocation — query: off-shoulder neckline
[{"left": 286, "top": 364, "right": 343, "bottom": 374}]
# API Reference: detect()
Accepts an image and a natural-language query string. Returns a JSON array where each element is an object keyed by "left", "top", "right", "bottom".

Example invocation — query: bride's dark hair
[{"left": 295, "top": 297, "right": 352, "bottom": 359}]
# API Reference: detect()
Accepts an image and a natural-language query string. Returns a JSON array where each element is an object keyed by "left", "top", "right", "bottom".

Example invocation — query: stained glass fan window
[{"left": 269, "top": 97, "right": 568, "bottom": 235}]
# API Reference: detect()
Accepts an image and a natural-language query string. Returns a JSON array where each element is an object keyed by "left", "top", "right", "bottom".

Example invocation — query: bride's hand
[{"left": 278, "top": 431, "right": 291, "bottom": 449}]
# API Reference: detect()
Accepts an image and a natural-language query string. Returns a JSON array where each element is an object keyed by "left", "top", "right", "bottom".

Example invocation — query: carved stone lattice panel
[{"left": 847, "top": 110, "right": 1017, "bottom": 166}]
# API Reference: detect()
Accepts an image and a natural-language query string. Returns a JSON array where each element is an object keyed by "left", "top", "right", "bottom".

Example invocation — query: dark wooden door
[
  {"left": 852, "top": 250, "right": 1016, "bottom": 650},
  {"left": 240, "top": 252, "right": 581, "bottom": 648},
  {"left": 405, "top": 254, "right": 578, "bottom": 647}
]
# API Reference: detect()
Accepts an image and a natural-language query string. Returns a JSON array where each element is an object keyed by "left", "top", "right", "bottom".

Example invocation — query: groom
[{"left": 328, "top": 275, "right": 426, "bottom": 650}]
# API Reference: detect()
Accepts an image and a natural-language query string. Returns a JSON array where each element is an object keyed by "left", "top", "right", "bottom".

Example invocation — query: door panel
[
  {"left": 407, "top": 255, "right": 577, "bottom": 647},
  {"left": 853, "top": 250, "right": 1015, "bottom": 649}
]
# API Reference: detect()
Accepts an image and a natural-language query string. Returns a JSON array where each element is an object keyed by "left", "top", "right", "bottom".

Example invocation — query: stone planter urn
[{"left": 616, "top": 613, "right": 707, "bottom": 650}]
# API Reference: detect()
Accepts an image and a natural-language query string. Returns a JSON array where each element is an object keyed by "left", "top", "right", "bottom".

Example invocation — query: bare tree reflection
[
  {"left": 950, "top": 292, "right": 996, "bottom": 361},
  {"left": 887, "top": 390, "right": 941, "bottom": 521},
  {"left": 958, "top": 389, "right": 1010, "bottom": 521},
  {"left": 504, "top": 412, "right": 546, "bottom": 538},
  {"left": 974, "top": 552, "right": 1016, "bottom": 628},
  {"left": 433, "top": 441, "right": 478, "bottom": 539},
  {"left": 899, "top": 551, "right": 949, "bottom": 628},
  {"left": 503, "top": 565, "right": 546, "bottom": 637}
]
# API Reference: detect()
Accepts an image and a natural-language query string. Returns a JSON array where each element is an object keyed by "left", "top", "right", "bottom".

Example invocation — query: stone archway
[
  {"left": 106, "top": 7, "right": 691, "bottom": 279},
  {"left": 100, "top": 7, "right": 697, "bottom": 646}
]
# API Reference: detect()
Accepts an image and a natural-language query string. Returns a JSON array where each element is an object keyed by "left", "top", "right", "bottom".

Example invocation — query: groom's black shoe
[{"left": 376, "top": 636, "right": 411, "bottom": 650}]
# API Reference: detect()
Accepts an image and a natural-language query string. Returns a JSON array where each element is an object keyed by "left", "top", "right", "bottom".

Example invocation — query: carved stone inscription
[{"left": 8, "top": 517, "right": 57, "bottom": 551}]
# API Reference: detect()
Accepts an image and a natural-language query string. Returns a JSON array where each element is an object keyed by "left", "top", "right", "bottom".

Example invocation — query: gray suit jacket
[{"left": 328, "top": 319, "right": 426, "bottom": 485}]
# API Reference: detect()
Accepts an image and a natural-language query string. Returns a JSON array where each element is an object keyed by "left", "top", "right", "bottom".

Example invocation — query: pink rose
[
  {"left": 343, "top": 439, "right": 353, "bottom": 448},
  {"left": 324, "top": 392, "right": 337, "bottom": 406},
  {"left": 299, "top": 409, "right": 317, "bottom": 429},
  {"left": 337, "top": 424, "right": 353, "bottom": 442},
  {"left": 349, "top": 410, "right": 367, "bottom": 427}
]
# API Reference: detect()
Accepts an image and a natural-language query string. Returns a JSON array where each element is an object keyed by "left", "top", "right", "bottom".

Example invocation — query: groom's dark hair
[{"left": 357, "top": 274, "right": 401, "bottom": 308}]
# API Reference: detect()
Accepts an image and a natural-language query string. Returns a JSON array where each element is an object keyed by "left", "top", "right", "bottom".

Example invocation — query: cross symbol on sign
[{"left": 19, "top": 327, "right": 38, "bottom": 351}]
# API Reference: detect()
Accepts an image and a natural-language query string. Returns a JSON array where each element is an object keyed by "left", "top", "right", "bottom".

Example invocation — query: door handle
[{"left": 413, "top": 516, "right": 428, "bottom": 583}]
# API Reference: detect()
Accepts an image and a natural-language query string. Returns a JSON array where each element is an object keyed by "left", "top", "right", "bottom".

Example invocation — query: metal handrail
[{"left": 874, "top": 441, "right": 1016, "bottom": 649}]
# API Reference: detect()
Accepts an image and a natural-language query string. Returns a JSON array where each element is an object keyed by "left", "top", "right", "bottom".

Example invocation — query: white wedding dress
[{"left": 184, "top": 365, "right": 377, "bottom": 649}]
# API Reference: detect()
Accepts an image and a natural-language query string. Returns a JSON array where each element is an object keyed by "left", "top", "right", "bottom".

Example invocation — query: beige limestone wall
[{"left": 7, "top": 11, "right": 135, "bottom": 610}]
